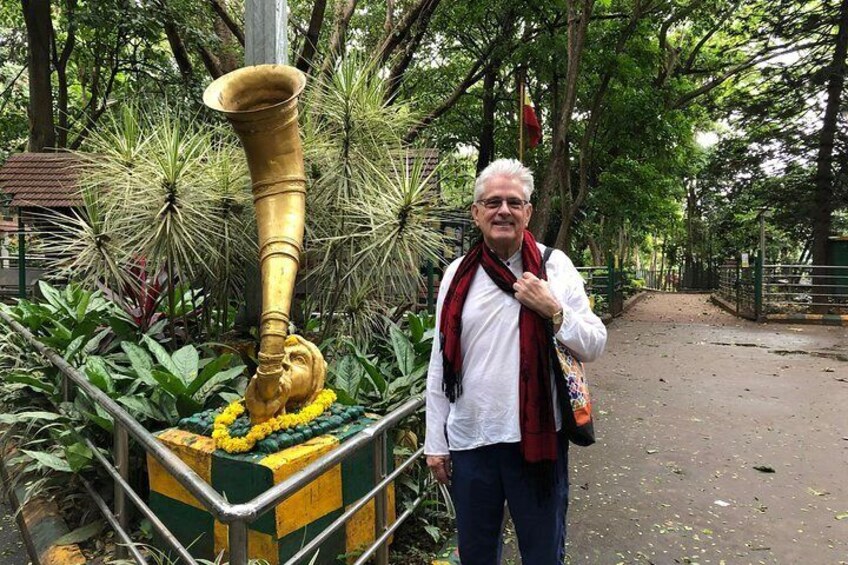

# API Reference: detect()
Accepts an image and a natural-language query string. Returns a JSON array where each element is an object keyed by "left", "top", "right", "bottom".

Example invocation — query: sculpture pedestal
[{"left": 147, "top": 417, "right": 395, "bottom": 564}]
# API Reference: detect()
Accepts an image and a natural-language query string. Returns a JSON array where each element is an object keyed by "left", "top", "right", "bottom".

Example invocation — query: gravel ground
[{"left": 0, "top": 481, "right": 30, "bottom": 564}]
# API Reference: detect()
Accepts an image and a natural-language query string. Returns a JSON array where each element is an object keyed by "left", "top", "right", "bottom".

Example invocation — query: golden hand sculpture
[{"left": 244, "top": 335, "right": 327, "bottom": 424}]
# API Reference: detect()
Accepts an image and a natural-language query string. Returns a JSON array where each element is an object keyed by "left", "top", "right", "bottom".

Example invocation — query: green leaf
[
  {"left": 63, "top": 442, "right": 94, "bottom": 472},
  {"left": 75, "top": 291, "right": 91, "bottom": 322},
  {"left": 423, "top": 524, "right": 441, "bottom": 543},
  {"left": 83, "top": 328, "right": 112, "bottom": 355},
  {"left": 190, "top": 365, "right": 245, "bottom": 400},
  {"left": 150, "top": 369, "right": 187, "bottom": 397},
  {"left": 331, "top": 355, "right": 363, "bottom": 399},
  {"left": 117, "top": 396, "right": 161, "bottom": 421},
  {"left": 49, "top": 320, "right": 73, "bottom": 345},
  {"left": 20, "top": 449, "right": 72, "bottom": 473},
  {"left": 354, "top": 353, "right": 386, "bottom": 394},
  {"left": 3, "top": 373, "right": 54, "bottom": 394},
  {"left": 121, "top": 342, "right": 157, "bottom": 386},
  {"left": 84, "top": 356, "right": 114, "bottom": 394},
  {"left": 0, "top": 411, "right": 64, "bottom": 424},
  {"left": 407, "top": 313, "right": 424, "bottom": 343},
  {"left": 63, "top": 335, "right": 86, "bottom": 361},
  {"left": 90, "top": 404, "right": 114, "bottom": 432},
  {"left": 141, "top": 335, "right": 180, "bottom": 376},
  {"left": 332, "top": 388, "right": 357, "bottom": 405},
  {"left": 53, "top": 521, "right": 103, "bottom": 545},
  {"left": 38, "top": 281, "right": 63, "bottom": 312},
  {"left": 175, "top": 395, "right": 202, "bottom": 419},
  {"left": 389, "top": 324, "right": 415, "bottom": 376},
  {"left": 171, "top": 345, "right": 200, "bottom": 386}
]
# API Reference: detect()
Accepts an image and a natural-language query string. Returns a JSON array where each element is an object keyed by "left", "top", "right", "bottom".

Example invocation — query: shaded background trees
[{"left": 3, "top": 0, "right": 848, "bottom": 268}]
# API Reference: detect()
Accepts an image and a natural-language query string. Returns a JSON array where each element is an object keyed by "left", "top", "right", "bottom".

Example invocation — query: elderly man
[{"left": 425, "top": 158, "right": 607, "bottom": 564}]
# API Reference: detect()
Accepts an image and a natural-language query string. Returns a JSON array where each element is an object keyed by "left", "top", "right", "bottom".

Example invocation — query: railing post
[
  {"left": 735, "top": 260, "right": 741, "bottom": 315},
  {"left": 229, "top": 521, "right": 249, "bottom": 565},
  {"left": 373, "top": 431, "right": 389, "bottom": 565},
  {"left": 426, "top": 260, "right": 435, "bottom": 314},
  {"left": 17, "top": 209, "right": 25, "bottom": 299},
  {"left": 113, "top": 423, "right": 130, "bottom": 559},
  {"left": 607, "top": 253, "right": 615, "bottom": 317},
  {"left": 754, "top": 251, "right": 763, "bottom": 321}
]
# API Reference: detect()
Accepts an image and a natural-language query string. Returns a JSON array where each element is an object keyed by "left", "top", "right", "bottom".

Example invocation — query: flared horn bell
[{"left": 204, "top": 65, "right": 307, "bottom": 419}]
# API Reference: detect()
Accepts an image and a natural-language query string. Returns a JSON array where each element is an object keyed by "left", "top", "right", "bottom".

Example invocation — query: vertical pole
[
  {"left": 373, "top": 432, "right": 389, "bottom": 565},
  {"left": 426, "top": 260, "right": 434, "bottom": 314},
  {"left": 607, "top": 253, "right": 615, "bottom": 317},
  {"left": 228, "top": 521, "right": 249, "bottom": 565},
  {"left": 241, "top": 0, "right": 289, "bottom": 337},
  {"left": 245, "top": 0, "right": 288, "bottom": 66},
  {"left": 759, "top": 211, "right": 766, "bottom": 267},
  {"left": 517, "top": 69, "right": 525, "bottom": 163},
  {"left": 754, "top": 250, "right": 763, "bottom": 321},
  {"left": 113, "top": 424, "right": 130, "bottom": 559},
  {"left": 735, "top": 260, "right": 741, "bottom": 315},
  {"left": 17, "top": 209, "right": 25, "bottom": 298}
]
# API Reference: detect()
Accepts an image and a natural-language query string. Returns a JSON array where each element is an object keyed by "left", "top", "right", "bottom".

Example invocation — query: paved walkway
[{"left": 563, "top": 293, "right": 847, "bottom": 564}]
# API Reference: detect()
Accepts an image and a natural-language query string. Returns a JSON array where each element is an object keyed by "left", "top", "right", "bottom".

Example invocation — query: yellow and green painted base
[{"left": 148, "top": 416, "right": 395, "bottom": 564}]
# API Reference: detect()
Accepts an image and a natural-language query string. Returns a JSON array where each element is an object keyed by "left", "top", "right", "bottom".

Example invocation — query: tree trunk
[
  {"left": 296, "top": 0, "right": 327, "bottom": 74},
  {"left": 685, "top": 178, "right": 696, "bottom": 287},
  {"left": 21, "top": 0, "right": 56, "bottom": 151},
  {"left": 208, "top": 0, "right": 244, "bottom": 46},
  {"left": 52, "top": 0, "right": 76, "bottom": 148},
  {"left": 550, "top": 4, "right": 647, "bottom": 251},
  {"left": 164, "top": 20, "right": 194, "bottom": 83},
  {"left": 476, "top": 63, "right": 498, "bottom": 174},
  {"left": 812, "top": 0, "right": 848, "bottom": 266},
  {"left": 529, "top": 0, "right": 594, "bottom": 244},
  {"left": 319, "top": 0, "right": 358, "bottom": 80}
]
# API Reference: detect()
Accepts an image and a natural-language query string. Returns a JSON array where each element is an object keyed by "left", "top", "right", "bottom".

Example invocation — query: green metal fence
[{"left": 715, "top": 260, "right": 848, "bottom": 320}]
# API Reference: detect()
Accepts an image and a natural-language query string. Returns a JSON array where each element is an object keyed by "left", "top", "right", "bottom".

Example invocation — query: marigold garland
[{"left": 213, "top": 389, "right": 337, "bottom": 453}]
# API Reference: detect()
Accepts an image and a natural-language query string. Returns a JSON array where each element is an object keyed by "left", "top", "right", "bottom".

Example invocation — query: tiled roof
[
  {"left": 392, "top": 148, "right": 440, "bottom": 191},
  {"left": 0, "top": 152, "right": 84, "bottom": 208}
]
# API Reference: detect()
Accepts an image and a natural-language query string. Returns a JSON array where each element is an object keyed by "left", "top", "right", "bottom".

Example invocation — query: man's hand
[
  {"left": 513, "top": 272, "right": 561, "bottom": 319},
  {"left": 427, "top": 455, "right": 451, "bottom": 485}
]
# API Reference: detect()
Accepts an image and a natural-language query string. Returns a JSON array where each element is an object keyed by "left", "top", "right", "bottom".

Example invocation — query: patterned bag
[
  {"left": 542, "top": 246, "right": 596, "bottom": 446},
  {"left": 551, "top": 339, "right": 595, "bottom": 446}
]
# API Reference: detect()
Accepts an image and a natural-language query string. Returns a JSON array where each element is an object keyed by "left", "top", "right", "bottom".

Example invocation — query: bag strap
[{"left": 541, "top": 245, "right": 554, "bottom": 277}]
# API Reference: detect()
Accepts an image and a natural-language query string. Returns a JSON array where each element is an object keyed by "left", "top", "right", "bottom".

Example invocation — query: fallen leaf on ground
[{"left": 753, "top": 465, "right": 775, "bottom": 473}]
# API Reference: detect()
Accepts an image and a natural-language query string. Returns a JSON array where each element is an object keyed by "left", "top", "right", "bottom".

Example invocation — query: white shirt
[{"left": 424, "top": 243, "right": 607, "bottom": 456}]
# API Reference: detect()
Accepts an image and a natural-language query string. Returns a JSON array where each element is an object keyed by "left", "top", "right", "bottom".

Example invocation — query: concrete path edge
[{"left": 0, "top": 450, "right": 87, "bottom": 565}]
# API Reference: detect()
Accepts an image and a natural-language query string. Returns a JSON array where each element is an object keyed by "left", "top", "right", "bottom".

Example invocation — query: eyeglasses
[{"left": 476, "top": 197, "right": 529, "bottom": 210}]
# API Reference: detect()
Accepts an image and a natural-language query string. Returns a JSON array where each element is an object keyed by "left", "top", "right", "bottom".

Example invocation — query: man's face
[{"left": 471, "top": 174, "right": 533, "bottom": 258}]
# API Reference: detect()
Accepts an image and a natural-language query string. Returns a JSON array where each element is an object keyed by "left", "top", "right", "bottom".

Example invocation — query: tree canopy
[{"left": 3, "top": 0, "right": 847, "bottom": 267}]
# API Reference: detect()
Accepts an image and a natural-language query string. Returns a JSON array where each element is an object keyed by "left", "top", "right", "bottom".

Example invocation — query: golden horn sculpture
[{"left": 204, "top": 65, "right": 325, "bottom": 424}]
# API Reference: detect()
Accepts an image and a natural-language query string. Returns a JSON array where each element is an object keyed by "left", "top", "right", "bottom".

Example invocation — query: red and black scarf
[{"left": 439, "top": 230, "right": 557, "bottom": 464}]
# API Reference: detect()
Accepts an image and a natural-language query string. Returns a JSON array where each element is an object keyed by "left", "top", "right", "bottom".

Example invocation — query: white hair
[{"left": 474, "top": 158, "right": 534, "bottom": 201}]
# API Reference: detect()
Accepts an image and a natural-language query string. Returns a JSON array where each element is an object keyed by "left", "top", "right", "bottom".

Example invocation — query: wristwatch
[{"left": 551, "top": 308, "right": 564, "bottom": 327}]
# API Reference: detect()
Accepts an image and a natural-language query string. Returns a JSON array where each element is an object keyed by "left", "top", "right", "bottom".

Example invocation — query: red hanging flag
[{"left": 523, "top": 88, "right": 542, "bottom": 148}]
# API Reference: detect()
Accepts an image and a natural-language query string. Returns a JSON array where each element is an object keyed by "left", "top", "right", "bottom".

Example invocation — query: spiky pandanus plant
[
  {"left": 40, "top": 105, "right": 253, "bottom": 344},
  {"left": 301, "top": 58, "right": 448, "bottom": 345}
]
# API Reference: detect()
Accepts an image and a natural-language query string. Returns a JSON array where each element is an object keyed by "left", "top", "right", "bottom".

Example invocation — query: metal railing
[
  {"left": 0, "top": 308, "right": 427, "bottom": 565},
  {"left": 763, "top": 264, "right": 848, "bottom": 314},
  {"left": 576, "top": 255, "right": 626, "bottom": 318},
  {"left": 715, "top": 262, "right": 848, "bottom": 319}
]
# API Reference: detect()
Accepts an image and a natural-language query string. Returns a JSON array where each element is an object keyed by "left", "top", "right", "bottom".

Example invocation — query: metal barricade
[
  {"left": 763, "top": 264, "right": 848, "bottom": 314},
  {"left": 0, "top": 308, "right": 426, "bottom": 565}
]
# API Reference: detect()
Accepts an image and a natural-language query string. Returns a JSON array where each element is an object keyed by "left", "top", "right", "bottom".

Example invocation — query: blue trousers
[{"left": 450, "top": 435, "right": 569, "bottom": 565}]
